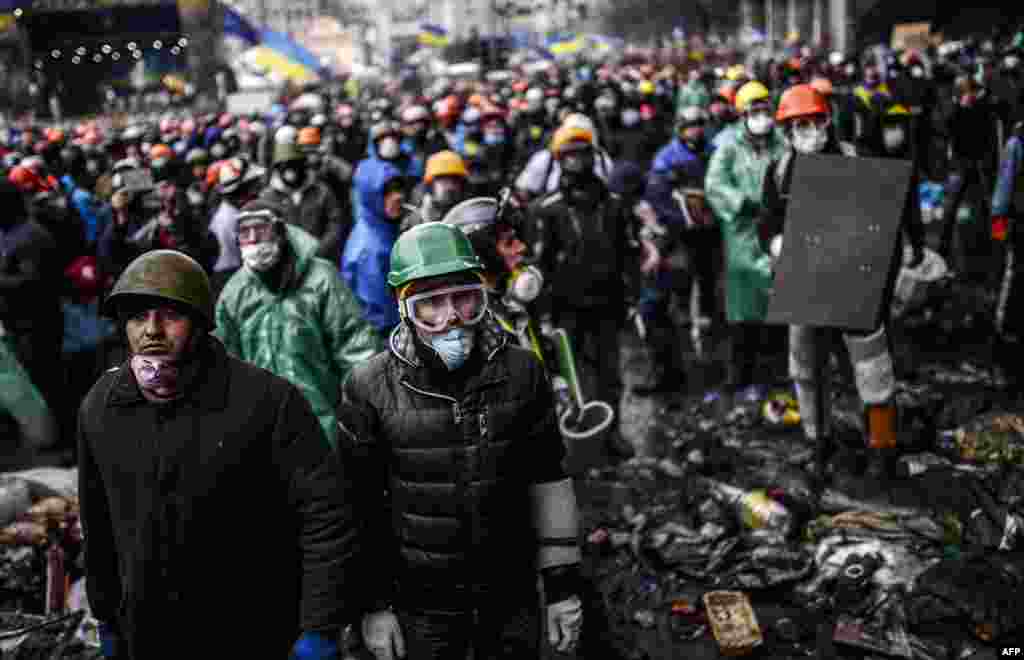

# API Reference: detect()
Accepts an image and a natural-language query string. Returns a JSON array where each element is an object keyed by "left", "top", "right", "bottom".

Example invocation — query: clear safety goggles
[
  {"left": 403, "top": 283, "right": 489, "bottom": 333},
  {"left": 790, "top": 115, "right": 831, "bottom": 132}
]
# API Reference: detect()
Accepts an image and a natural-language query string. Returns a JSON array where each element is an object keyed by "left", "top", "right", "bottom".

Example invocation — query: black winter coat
[
  {"left": 337, "top": 321, "right": 567, "bottom": 612},
  {"left": 77, "top": 336, "right": 361, "bottom": 659},
  {"left": 0, "top": 218, "right": 61, "bottom": 334}
]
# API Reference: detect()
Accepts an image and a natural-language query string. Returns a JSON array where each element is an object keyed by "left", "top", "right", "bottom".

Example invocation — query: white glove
[
  {"left": 546, "top": 596, "right": 583, "bottom": 653},
  {"left": 361, "top": 611, "right": 405, "bottom": 660}
]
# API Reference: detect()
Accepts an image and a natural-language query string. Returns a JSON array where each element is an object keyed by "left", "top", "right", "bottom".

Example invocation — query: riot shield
[{"left": 766, "top": 154, "right": 913, "bottom": 331}]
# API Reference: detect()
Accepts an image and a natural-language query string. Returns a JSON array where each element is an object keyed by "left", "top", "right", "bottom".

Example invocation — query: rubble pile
[{"left": 576, "top": 359, "right": 1024, "bottom": 659}]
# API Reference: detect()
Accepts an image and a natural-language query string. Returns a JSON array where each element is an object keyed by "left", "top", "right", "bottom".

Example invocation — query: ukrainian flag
[
  {"left": 548, "top": 33, "right": 585, "bottom": 57},
  {"left": 244, "top": 27, "right": 324, "bottom": 83},
  {"left": 418, "top": 24, "right": 450, "bottom": 48}
]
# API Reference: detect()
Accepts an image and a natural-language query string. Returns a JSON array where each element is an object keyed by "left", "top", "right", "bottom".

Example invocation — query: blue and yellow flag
[{"left": 418, "top": 23, "right": 449, "bottom": 48}]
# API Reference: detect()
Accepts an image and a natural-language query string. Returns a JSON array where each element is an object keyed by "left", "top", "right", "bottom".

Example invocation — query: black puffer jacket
[
  {"left": 338, "top": 319, "right": 566, "bottom": 611},
  {"left": 78, "top": 336, "right": 361, "bottom": 659}
]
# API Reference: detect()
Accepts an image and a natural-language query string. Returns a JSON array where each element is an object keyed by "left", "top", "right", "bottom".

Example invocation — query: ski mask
[
  {"left": 426, "top": 326, "right": 476, "bottom": 371},
  {"left": 130, "top": 355, "right": 182, "bottom": 400}
]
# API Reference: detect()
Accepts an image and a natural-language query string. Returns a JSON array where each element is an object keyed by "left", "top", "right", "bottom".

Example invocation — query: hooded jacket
[
  {"left": 705, "top": 124, "right": 787, "bottom": 323},
  {"left": 342, "top": 158, "right": 404, "bottom": 333},
  {"left": 260, "top": 171, "right": 346, "bottom": 261},
  {"left": 215, "top": 224, "right": 380, "bottom": 449}
]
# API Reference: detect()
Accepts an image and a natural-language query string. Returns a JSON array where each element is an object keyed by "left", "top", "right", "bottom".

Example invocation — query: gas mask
[
  {"left": 911, "top": 65, "right": 925, "bottom": 79},
  {"left": 791, "top": 123, "right": 828, "bottom": 154},
  {"left": 746, "top": 111, "right": 774, "bottom": 136},
  {"left": 882, "top": 126, "right": 906, "bottom": 152},
  {"left": 210, "top": 142, "right": 227, "bottom": 159},
  {"left": 240, "top": 238, "right": 283, "bottom": 272},
  {"left": 432, "top": 178, "right": 463, "bottom": 211},
  {"left": 506, "top": 265, "right": 544, "bottom": 305},
  {"left": 561, "top": 149, "right": 594, "bottom": 181},
  {"left": 377, "top": 136, "right": 401, "bottom": 160}
]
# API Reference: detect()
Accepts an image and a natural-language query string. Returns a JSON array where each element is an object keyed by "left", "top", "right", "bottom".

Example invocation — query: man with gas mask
[
  {"left": 259, "top": 125, "right": 346, "bottom": 262},
  {"left": 343, "top": 154, "right": 409, "bottom": 335},
  {"left": 207, "top": 156, "right": 266, "bottom": 299},
  {"left": 705, "top": 80, "right": 787, "bottom": 400},
  {"left": 80, "top": 249, "right": 362, "bottom": 660},
  {"left": 761, "top": 84, "right": 924, "bottom": 484},
  {"left": 401, "top": 150, "right": 469, "bottom": 231},
  {"left": 59, "top": 144, "right": 110, "bottom": 254},
  {"left": 512, "top": 87, "right": 552, "bottom": 170},
  {"left": 338, "top": 222, "right": 583, "bottom": 660},
  {"left": 887, "top": 51, "right": 939, "bottom": 180},
  {"left": 527, "top": 124, "right": 631, "bottom": 412},
  {"left": 214, "top": 200, "right": 379, "bottom": 449}
]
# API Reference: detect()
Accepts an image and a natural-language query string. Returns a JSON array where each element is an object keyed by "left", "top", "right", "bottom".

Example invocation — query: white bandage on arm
[{"left": 531, "top": 478, "right": 582, "bottom": 570}]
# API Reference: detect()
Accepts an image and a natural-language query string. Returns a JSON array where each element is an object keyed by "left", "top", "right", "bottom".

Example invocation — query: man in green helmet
[
  {"left": 77, "top": 249, "right": 362, "bottom": 660},
  {"left": 338, "top": 222, "right": 584, "bottom": 659}
]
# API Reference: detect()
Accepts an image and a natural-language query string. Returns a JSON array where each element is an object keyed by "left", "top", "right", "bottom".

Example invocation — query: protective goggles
[
  {"left": 402, "top": 283, "right": 489, "bottom": 332},
  {"left": 790, "top": 115, "right": 831, "bottom": 132}
]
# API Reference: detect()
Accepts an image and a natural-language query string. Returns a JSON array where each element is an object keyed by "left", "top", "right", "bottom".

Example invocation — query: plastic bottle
[{"left": 705, "top": 480, "right": 793, "bottom": 540}]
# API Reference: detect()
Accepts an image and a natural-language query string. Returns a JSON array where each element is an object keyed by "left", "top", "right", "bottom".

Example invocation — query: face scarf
[
  {"left": 240, "top": 239, "right": 283, "bottom": 272},
  {"left": 130, "top": 354, "right": 183, "bottom": 401}
]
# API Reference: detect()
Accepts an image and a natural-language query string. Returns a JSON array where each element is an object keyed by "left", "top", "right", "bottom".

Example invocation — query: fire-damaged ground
[{"left": 560, "top": 276, "right": 1024, "bottom": 660}]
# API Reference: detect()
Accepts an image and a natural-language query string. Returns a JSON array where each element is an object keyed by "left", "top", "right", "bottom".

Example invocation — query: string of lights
[{"left": 34, "top": 37, "right": 189, "bottom": 68}]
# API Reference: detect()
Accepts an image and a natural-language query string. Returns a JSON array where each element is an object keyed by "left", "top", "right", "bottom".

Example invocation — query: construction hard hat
[
  {"left": 297, "top": 126, "right": 322, "bottom": 149},
  {"left": 424, "top": 150, "right": 469, "bottom": 185},
  {"left": 387, "top": 222, "right": 484, "bottom": 290},
  {"left": 104, "top": 250, "right": 215, "bottom": 329},
  {"left": 638, "top": 80, "right": 656, "bottom": 95},
  {"left": 550, "top": 125, "right": 594, "bottom": 158},
  {"left": 886, "top": 103, "right": 912, "bottom": 117},
  {"left": 216, "top": 156, "right": 266, "bottom": 195},
  {"left": 776, "top": 84, "right": 830, "bottom": 122},
  {"left": 726, "top": 64, "right": 747, "bottom": 81},
  {"left": 735, "top": 81, "right": 771, "bottom": 113},
  {"left": 149, "top": 143, "right": 175, "bottom": 167}
]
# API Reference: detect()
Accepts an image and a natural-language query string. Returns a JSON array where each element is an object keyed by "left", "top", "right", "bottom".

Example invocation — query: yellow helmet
[
  {"left": 424, "top": 150, "right": 469, "bottom": 185},
  {"left": 886, "top": 104, "right": 911, "bottom": 117},
  {"left": 638, "top": 79, "right": 656, "bottom": 95},
  {"left": 550, "top": 125, "right": 594, "bottom": 157},
  {"left": 726, "top": 64, "right": 747, "bottom": 81},
  {"left": 735, "top": 81, "right": 771, "bottom": 113}
]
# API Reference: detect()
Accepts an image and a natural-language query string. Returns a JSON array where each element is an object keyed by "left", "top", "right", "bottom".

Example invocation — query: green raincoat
[
  {"left": 0, "top": 335, "right": 56, "bottom": 449},
  {"left": 214, "top": 225, "right": 381, "bottom": 449},
  {"left": 705, "top": 125, "right": 787, "bottom": 323}
]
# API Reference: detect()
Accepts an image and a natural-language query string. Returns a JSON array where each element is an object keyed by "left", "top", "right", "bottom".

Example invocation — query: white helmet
[{"left": 274, "top": 124, "right": 298, "bottom": 146}]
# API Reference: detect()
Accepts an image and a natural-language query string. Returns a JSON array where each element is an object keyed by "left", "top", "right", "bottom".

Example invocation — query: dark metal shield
[{"left": 766, "top": 154, "right": 913, "bottom": 331}]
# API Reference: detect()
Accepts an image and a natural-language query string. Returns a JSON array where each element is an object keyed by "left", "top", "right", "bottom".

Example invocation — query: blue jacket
[
  {"left": 342, "top": 158, "right": 403, "bottom": 333},
  {"left": 61, "top": 175, "right": 111, "bottom": 247},
  {"left": 646, "top": 138, "right": 707, "bottom": 227}
]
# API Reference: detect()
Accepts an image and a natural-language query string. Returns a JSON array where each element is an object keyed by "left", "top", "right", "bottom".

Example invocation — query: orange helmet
[
  {"left": 776, "top": 84, "right": 830, "bottom": 122},
  {"left": 550, "top": 125, "right": 594, "bottom": 158},
  {"left": 46, "top": 128, "right": 66, "bottom": 144},
  {"left": 8, "top": 166, "right": 46, "bottom": 193},
  {"left": 809, "top": 77, "right": 834, "bottom": 97},
  {"left": 149, "top": 143, "right": 174, "bottom": 166},
  {"left": 468, "top": 93, "right": 485, "bottom": 108},
  {"left": 717, "top": 82, "right": 738, "bottom": 107},
  {"left": 297, "top": 126, "right": 322, "bottom": 149},
  {"left": 206, "top": 160, "right": 227, "bottom": 189}
]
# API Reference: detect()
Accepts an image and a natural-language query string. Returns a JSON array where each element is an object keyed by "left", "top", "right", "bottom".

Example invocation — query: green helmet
[
  {"left": 387, "top": 222, "right": 484, "bottom": 290},
  {"left": 104, "top": 250, "right": 214, "bottom": 328}
]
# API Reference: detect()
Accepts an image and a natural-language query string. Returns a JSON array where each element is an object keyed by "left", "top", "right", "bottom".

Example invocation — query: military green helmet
[
  {"left": 387, "top": 222, "right": 484, "bottom": 290},
  {"left": 104, "top": 250, "right": 214, "bottom": 328}
]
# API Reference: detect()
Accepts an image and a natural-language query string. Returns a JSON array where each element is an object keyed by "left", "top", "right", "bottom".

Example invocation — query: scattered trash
[{"left": 704, "top": 591, "right": 763, "bottom": 655}]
